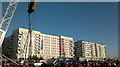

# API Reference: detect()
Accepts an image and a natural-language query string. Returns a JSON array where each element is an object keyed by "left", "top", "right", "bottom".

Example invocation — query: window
[
  {"left": 18, "top": 42, "right": 21, "bottom": 44},
  {"left": 19, "top": 36, "right": 21, "bottom": 38}
]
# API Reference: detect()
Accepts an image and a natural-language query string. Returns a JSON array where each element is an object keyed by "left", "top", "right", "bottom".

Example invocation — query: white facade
[
  {"left": 59, "top": 36, "right": 74, "bottom": 58},
  {"left": 2, "top": 28, "right": 74, "bottom": 59},
  {"left": 74, "top": 40, "right": 107, "bottom": 60},
  {"left": 0, "top": 29, "right": 6, "bottom": 47}
]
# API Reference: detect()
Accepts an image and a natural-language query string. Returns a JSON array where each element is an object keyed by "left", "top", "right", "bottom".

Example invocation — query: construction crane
[
  {"left": 0, "top": 0, "right": 38, "bottom": 64},
  {"left": 0, "top": 0, "right": 19, "bottom": 48},
  {"left": 0, "top": 0, "right": 19, "bottom": 65}
]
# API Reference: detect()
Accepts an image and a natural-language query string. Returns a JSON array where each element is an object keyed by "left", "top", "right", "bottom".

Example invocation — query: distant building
[
  {"left": 74, "top": 40, "right": 107, "bottom": 60},
  {"left": 2, "top": 28, "right": 74, "bottom": 60}
]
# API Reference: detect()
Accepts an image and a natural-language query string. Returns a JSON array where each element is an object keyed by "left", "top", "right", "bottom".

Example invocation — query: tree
[{"left": 31, "top": 55, "right": 39, "bottom": 60}]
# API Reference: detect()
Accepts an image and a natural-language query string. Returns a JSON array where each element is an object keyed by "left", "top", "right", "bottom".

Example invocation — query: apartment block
[
  {"left": 2, "top": 28, "right": 74, "bottom": 60},
  {"left": 74, "top": 40, "right": 107, "bottom": 60},
  {"left": 59, "top": 36, "right": 74, "bottom": 58}
]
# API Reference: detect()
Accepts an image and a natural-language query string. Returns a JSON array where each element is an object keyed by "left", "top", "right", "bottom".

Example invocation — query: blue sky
[{"left": 2, "top": 2, "right": 118, "bottom": 58}]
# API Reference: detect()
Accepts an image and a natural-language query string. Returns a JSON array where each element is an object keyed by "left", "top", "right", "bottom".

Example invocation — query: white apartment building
[
  {"left": 95, "top": 43, "right": 107, "bottom": 59},
  {"left": 74, "top": 40, "right": 107, "bottom": 60},
  {"left": 59, "top": 36, "right": 74, "bottom": 58},
  {"left": 2, "top": 28, "right": 74, "bottom": 60}
]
